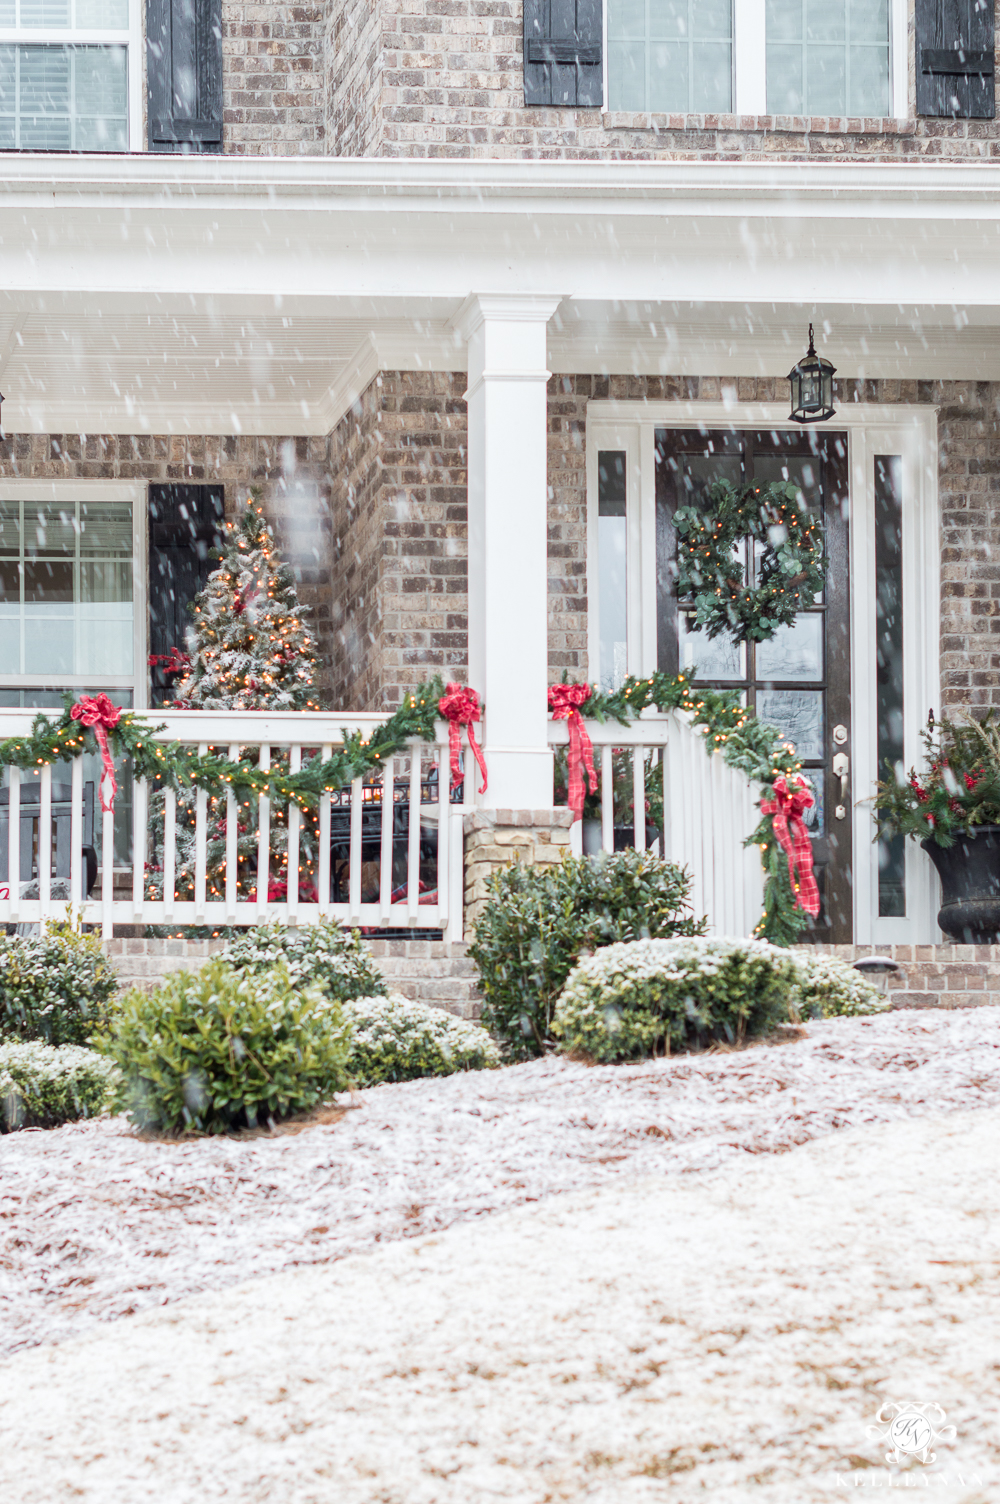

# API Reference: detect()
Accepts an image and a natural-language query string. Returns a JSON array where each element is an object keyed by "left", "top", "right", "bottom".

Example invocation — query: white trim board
[{"left": 586, "top": 401, "right": 941, "bottom": 944}]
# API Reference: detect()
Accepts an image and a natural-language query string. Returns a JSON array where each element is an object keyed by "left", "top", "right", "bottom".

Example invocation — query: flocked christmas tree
[{"left": 147, "top": 495, "right": 322, "bottom": 908}]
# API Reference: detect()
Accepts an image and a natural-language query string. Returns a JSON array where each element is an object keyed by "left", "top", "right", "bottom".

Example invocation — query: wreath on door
[{"left": 674, "top": 479, "right": 825, "bottom": 645}]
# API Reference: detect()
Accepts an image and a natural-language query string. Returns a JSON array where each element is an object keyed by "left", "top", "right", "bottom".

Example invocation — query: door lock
[{"left": 832, "top": 751, "right": 849, "bottom": 820}]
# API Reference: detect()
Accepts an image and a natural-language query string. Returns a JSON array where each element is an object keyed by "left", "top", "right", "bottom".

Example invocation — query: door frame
[{"left": 586, "top": 400, "right": 941, "bottom": 945}]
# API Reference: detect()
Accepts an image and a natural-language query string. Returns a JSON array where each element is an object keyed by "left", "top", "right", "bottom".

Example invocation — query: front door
[{"left": 655, "top": 428, "right": 852, "bottom": 943}]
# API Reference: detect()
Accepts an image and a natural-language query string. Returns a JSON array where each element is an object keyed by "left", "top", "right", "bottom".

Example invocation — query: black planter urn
[{"left": 922, "top": 825, "right": 1000, "bottom": 942}]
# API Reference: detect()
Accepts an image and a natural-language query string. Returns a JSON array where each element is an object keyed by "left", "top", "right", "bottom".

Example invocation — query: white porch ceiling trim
[{"left": 3, "top": 158, "right": 1000, "bottom": 436}]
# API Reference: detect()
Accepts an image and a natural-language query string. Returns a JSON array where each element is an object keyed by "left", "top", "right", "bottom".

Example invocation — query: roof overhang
[{"left": 2, "top": 157, "right": 1000, "bottom": 435}]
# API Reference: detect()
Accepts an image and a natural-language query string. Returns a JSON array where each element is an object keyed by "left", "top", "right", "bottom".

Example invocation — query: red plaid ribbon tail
[
  {"left": 438, "top": 683, "right": 488, "bottom": 795},
  {"left": 761, "top": 776, "right": 820, "bottom": 917},
  {"left": 70, "top": 693, "right": 122, "bottom": 813},
  {"left": 565, "top": 709, "right": 598, "bottom": 822}
]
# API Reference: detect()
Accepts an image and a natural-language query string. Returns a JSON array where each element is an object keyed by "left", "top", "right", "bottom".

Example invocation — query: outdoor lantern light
[{"left": 787, "top": 324, "right": 836, "bottom": 423}]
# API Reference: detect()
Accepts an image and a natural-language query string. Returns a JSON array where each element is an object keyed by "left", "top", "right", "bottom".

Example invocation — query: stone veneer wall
[
  {"left": 321, "top": 0, "right": 1000, "bottom": 161},
  {"left": 0, "top": 432, "right": 337, "bottom": 706},
  {"left": 327, "top": 372, "right": 1000, "bottom": 716},
  {"left": 463, "top": 808, "right": 575, "bottom": 926},
  {"left": 814, "top": 945, "right": 1000, "bottom": 1011},
  {"left": 327, "top": 370, "right": 587, "bottom": 711},
  {"left": 221, "top": 0, "right": 326, "bottom": 155}
]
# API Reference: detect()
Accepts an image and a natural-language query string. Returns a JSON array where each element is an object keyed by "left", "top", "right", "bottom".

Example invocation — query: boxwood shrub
[
  {"left": 0, "top": 1041, "right": 119, "bottom": 1131},
  {"left": 467, "top": 849, "right": 706, "bottom": 1059},
  {"left": 552, "top": 935, "right": 801, "bottom": 1063},
  {"left": 222, "top": 917, "right": 387, "bottom": 1003},
  {"left": 0, "top": 919, "right": 118, "bottom": 1047},
  {"left": 97, "top": 956, "right": 351, "bottom": 1134},
  {"left": 791, "top": 952, "right": 891, "bottom": 1019},
  {"left": 344, "top": 993, "right": 501, "bottom": 1087}
]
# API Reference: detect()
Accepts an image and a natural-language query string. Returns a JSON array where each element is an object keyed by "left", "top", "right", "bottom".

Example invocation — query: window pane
[
  {"left": 0, "top": 44, "right": 126, "bottom": 150},
  {"left": 767, "top": 0, "right": 888, "bottom": 115},
  {"left": 19, "top": 0, "right": 70, "bottom": 26},
  {"left": 75, "top": 0, "right": 129, "bottom": 26},
  {"left": 609, "top": 0, "right": 732, "bottom": 112}
]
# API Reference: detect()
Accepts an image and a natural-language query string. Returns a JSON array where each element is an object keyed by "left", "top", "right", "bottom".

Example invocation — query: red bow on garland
[
  {"left": 760, "top": 775, "right": 820, "bottom": 917},
  {"left": 548, "top": 682, "right": 598, "bottom": 822},
  {"left": 70, "top": 693, "right": 122, "bottom": 813},
  {"left": 438, "top": 683, "right": 488, "bottom": 795}
]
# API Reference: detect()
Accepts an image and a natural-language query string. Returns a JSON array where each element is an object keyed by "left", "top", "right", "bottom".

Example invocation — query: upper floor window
[
  {"left": 607, "top": 0, "right": 895, "bottom": 117},
  {"left": 0, "top": 0, "right": 132, "bottom": 150}
]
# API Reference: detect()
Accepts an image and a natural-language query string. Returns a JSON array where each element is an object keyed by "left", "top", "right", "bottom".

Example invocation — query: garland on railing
[{"left": 0, "top": 669, "right": 809, "bottom": 943}]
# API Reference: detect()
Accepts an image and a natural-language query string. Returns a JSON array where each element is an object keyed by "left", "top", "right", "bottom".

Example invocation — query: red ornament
[
  {"left": 548, "top": 682, "right": 598, "bottom": 822},
  {"left": 760, "top": 775, "right": 820, "bottom": 917},
  {"left": 69, "top": 693, "right": 122, "bottom": 812},
  {"left": 438, "top": 683, "right": 488, "bottom": 795}
]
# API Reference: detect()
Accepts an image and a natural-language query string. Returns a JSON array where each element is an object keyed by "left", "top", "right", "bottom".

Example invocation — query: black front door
[{"left": 655, "top": 428, "right": 852, "bottom": 943}]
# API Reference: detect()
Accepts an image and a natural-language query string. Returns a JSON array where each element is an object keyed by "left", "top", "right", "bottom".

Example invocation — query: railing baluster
[
  {"left": 194, "top": 741, "right": 208, "bottom": 923},
  {"left": 132, "top": 773, "right": 147, "bottom": 922},
  {"left": 435, "top": 741, "right": 449, "bottom": 928},
  {"left": 39, "top": 763, "right": 52, "bottom": 917},
  {"left": 601, "top": 744, "right": 613, "bottom": 853},
  {"left": 633, "top": 746, "right": 645, "bottom": 852},
  {"left": 318, "top": 742, "right": 332, "bottom": 916},
  {"left": 225, "top": 743, "right": 239, "bottom": 922},
  {"left": 2, "top": 767, "right": 19, "bottom": 923},
  {"left": 287, "top": 744, "right": 301, "bottom": 924},
  {"left": 163, "top": 785, "right": 176, "bottom": 923},
  {"left": 348, "top": 774, "right": 363, "bottom": 921},
  {"left": 101, "top": 804, "right": 114, "bottom": 939},
  {"left": 379, "top": 754, "right": 394, "bottom": 923},
  {"left": 407, "top": 741, "right": 421, "bottom": 924},
  {"left": 257, "top": 745, "right": 270, "bottom": 921},
  {"left": 70, "top": 756, "right": 83, "bottom": 919}
]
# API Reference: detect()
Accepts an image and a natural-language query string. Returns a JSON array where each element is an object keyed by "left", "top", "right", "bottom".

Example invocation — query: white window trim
[
  {"left": 604, "top": 0, "right": 909, "bottom": 122},
  {"left": 0, "top": 0, "right": 142, "bottom": 151},
  {"left": 0, "top": 479, "right": 147, "bottom": 707},
  {"left": 586, "top": 401, "right": 940, "bottom": 943}
]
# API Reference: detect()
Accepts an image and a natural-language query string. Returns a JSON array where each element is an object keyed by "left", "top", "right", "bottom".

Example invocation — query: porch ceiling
[{"left": 3, "top": 158, "right": 1000, "bottom": 436}]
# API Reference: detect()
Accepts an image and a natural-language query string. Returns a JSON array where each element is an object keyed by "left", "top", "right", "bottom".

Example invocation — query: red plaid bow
[
  {"left": 548, "top": 682, "right": 598, "bottom": 822},
  {"left": 760, "top": 775, "right": 820, "bottom": 917},
  {"left": 438, "top": 683, "right": 488, "bottom": 795},
  {"left": 70, "top": 693, "right": 122, "bottom": 813}
]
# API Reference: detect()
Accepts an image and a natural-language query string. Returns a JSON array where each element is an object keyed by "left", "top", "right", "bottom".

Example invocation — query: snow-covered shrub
[
  {"left": 791, "top": 952, "right": 892, "bottom": 1018},
  {"left": 0, "top": 919, "right": 118, "bottom": 1047},
  {"left": 552, "top": 936, "right": 800, "bottom": 1063},
  {"left": 343, "top": 993, "right": 501, "bottom": 1087},
  {"left": 98, "top": 957, "right": 351, "bottom": 1134},
  {"left": 0, "top": 1041, "right": 119, "bottom": 1131},
  {"left": 468, "top": 849, "right": 706, "bottom": 1060},
  {"left": 222, "top": 917, "right": 386, "bottom": 1003}
]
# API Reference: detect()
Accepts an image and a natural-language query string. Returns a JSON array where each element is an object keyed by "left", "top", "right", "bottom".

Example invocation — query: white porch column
[{"left": 457, "top": 294, "right": 562, "bottom": 809}]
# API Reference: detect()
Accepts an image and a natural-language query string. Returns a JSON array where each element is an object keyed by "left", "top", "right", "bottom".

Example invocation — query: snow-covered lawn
[
  {"left": 2, "top": 1008, "right": 999, "bottom": 1363},
  {"left": 1, "top": 1099, "right": 998, "bottom": 1501}
]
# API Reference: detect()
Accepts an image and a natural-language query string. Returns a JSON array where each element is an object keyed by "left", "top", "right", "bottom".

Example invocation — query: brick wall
[
  {"left": 322, "top": 0, "right": 1000, "bottom": 161},
  {"left": 222, "top": 0, "right": 326, "bottom": 155},
  {"left": 0, "top": 432, "right": 337, "bottom": 705},
  {"left": 327, "top": 371, "right": 1000, "bottom": 716}
]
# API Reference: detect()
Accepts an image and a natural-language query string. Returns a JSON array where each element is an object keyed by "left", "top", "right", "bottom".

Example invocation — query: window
[
  {"left": 0, "top": 0, "right": 133, "bottom": 150},
  {"left": 606, "top": 0, "right": 901, "bottom": 117}
]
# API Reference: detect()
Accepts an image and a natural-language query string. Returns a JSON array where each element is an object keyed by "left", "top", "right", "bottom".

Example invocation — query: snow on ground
[
  {"left": 0, "top": 1106, "right": 997, "bottom": 1503},
  {"left": 2, "top": 1007, "right": 1000, "bottom": 1362}
]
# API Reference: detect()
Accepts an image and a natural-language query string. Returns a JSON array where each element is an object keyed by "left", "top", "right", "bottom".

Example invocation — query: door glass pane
[
  {"left": 875, "top": 455, "right": 905, "bottom": 917},
  {"left": 609, "top": 0, "right": 733, "bottom": 112},
  {"left": 766, "top": 0, "right": 889, "bottom": 115},
  {"left": 757, "top": 688, "right": 825, "bottom": 760},
  {"left": 598, "top": 451, "right": 628, "bottom": 692},
  {"left": 756, "top": 613, "right": 823, "bottom": 680}
]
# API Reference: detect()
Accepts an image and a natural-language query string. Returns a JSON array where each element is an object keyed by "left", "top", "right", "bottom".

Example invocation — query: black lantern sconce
[{"left": 788, "top": 324, "right": 836, "bottom": 423}]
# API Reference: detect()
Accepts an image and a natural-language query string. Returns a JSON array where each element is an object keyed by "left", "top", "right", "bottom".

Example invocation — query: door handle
[{"left": 832, "top": 751, "right": 849, "bottom": 819}]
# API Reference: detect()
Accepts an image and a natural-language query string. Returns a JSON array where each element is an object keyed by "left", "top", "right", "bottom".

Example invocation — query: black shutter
[
  {"left": 916, "top": 0, "right": 995, "bottom": 118},
  {"left": 148, "top": 485, "right": 225, "bottom": 707},
  {"left": 523, "top": 0, "right": 603, "bottom": 107},
  {"left": 146, "top": 0, "right": 224, "bottom": 152}
]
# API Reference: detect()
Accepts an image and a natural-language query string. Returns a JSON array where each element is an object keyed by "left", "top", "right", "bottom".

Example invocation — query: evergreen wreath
[{"left": 674, "top": 479, "right": 825, "bottom": 645}]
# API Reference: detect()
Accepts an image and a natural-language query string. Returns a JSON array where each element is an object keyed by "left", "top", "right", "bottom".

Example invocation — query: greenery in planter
[
  {"left": 467, "top": 849, "right": 706, "bottom": 1059},
  {"left": 790, "top": 952, "right": 891, "bottom": 1019},
  {"left": 97, "top": 956, "right": 351, "bottom": 1134},
  {"left": 0, "top": 1041, "right": 120, "bottom": 1131},
  {"left": 343, "top": 993, "right": 501, "bottom": 1087},
  {"left": 0, "top": 918, "right": 118, "bottom": 1047},
  {"left": 873, "top": 712, "right": 1000, "bottom": 846},
  {"left": 552, "top": 936, "right": 800, "bottom": 1063},
  {"left": 221, "top": 917, "right": 387, "bottom": 1002}
]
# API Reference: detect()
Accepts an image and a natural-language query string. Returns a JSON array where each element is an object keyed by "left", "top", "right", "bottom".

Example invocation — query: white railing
[
  {"left": 549, "top": 708, "right": 765, "bottom": 937},
  {"left": 0, "top": 710, "right": 472, "bottom": 941}
]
